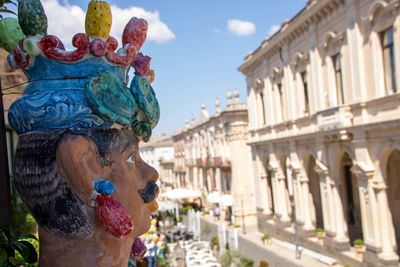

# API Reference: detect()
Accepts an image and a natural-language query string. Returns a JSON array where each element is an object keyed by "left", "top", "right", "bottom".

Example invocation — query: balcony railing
[{"left": 184, "top": 157, "right": 231, "bottom": 167}]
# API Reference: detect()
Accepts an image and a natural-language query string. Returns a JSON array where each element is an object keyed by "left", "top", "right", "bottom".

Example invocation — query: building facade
[
  {"left": 172, "top": 128, "right": 187, "bottom": 188},
  {"left": 139, "top": 135, "right": 175, "bottom": 188},
  {"left": 174, "top": 91, "right": 257, "bottom": 228},
  {"left": 238, "top": 0, "right": 400, "bottom": 266}
]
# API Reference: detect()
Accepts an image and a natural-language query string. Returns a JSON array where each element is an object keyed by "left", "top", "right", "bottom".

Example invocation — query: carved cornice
[{"left": 238, "top": 0, "right": 346, "bottom": 75}]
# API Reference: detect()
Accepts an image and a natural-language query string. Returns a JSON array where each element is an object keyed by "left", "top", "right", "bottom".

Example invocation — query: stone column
[
  {"left": 207, "top": 169, "right": 213, "bottom": 193},
  {"left": 298, "top": 174, "right": 314, "bottom": 235},
  {"left": 363, "top": 180, "right": 399, "bottom": 266},
  {"left": 330, "top": 178, "right": 350, "bottom": 251},
  {"left": 199, "top": 168, "right": 204, "bottom": 194},
  {"left": 215, "top": 167, "right": 222, "bottom": 193},
  {"left": 193, "top": 167, "right": 198, "bottom": 190},
  {"left": 275, "top": 173, "right": 291, "bottom": 226}
]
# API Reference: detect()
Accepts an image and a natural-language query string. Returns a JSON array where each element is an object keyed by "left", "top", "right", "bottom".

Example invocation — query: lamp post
[{"left": 240, "top": 193, "right": 246, "bottom": 235}]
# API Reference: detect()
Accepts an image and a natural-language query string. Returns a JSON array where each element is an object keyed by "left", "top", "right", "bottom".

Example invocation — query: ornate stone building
[
  {"left": 172, "top": 128, "right": 187, "bottom": 188},
  {"left": 238, "top": 0, "right": 400, "bottom": 266},
  {"left": 173, "top": 91, "right": 257, "bottom": 228}
]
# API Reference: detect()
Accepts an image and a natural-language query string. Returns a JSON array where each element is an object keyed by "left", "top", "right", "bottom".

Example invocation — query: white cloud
[
  {"left": 110, "top": 5, "right": 175, "bottom": 44},
  {"left": 214, "top": 28, "right": 221, "bottom": 33},
  {"left": 267, "top": 25, "right": 280, "bottom": 37},
  {"left": 227, "top": 19, "right": 255, "bottom": 37},
  {"left": 42, "top": 0, "right": 175, "bottom": 49}
]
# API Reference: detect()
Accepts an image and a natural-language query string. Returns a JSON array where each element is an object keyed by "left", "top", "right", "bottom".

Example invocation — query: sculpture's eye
[{"left": 126, "top": 152, "right": 136, "bottom": 164}]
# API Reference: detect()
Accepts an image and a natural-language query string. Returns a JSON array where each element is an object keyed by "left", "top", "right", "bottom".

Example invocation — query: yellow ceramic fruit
[{"left": 85, "top": 0, "right": 112, "bottom": 38}]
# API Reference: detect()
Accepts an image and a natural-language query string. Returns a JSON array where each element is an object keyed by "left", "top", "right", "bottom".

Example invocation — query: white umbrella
[
  {"left": 160, "top": 188, "right": 201, "bottom": 200},
  {"left": 219, "top": 194, "right": 233, "bottom": 206},
  {"left": 157, "top": 201, "right": 176, "bottom": 211},
  {"left": 206, "top": 191, "right": 221, "bottom": 203}
]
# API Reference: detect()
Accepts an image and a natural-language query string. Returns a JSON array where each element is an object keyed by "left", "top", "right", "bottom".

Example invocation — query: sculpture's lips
[{"left": 138, "top": 181, "right": 159, "bottom": 204}]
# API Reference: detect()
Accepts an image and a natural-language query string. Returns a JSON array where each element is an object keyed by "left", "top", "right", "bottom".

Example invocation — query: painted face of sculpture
[{"left": 56, "top": 129, "right": 159, "bottom": 238}]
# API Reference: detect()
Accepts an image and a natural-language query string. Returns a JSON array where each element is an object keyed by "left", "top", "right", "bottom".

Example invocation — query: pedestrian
[{"left": 214, "top": 204, "right": 220, "bottom": 221}]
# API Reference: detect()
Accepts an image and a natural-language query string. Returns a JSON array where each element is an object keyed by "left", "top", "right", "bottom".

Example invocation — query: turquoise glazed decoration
[
  {"left": 17, "top": 0, "right": 48, "bottom": 36},
  {"left": 85, "top": 71, "right": 139, "bottom": 128},
  {"left": 0, "top": 17, "right": 25, "bottom": 52},
  {"left": 7, "top": 0, "right": 160, "bottom": 141}
]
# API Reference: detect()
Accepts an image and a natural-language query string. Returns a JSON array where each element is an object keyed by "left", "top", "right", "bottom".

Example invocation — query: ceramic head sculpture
[{"left": 3, "top": 0, "right": 160, "bottom": 266}]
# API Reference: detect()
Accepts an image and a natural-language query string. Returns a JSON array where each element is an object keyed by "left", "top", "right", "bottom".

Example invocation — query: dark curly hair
[{"left": 13, "top": 128, "right": 125, "bottom": 238}]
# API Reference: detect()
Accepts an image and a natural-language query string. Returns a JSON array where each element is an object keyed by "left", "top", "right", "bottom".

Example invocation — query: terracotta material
[{"left": 22, "top": 130, "right": 159, "bottom": 267}]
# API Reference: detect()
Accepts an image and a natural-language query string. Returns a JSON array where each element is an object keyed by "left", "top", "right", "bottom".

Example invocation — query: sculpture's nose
[{"left": 142, "top": 161, "right": 159, "bottom": 183}]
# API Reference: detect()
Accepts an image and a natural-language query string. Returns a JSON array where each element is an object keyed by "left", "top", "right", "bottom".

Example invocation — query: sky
[{"left": 5, "top": 0, "right": 307, "bottom": 136}]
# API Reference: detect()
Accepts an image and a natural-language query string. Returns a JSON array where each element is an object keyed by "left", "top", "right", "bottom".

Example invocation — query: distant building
[
  {"left": 239, "top": 0, "right": 400, "bottom": 266},
  {"left": 173, "top": 91, "right": 257, "bottom": 228},
  {"left": 172, "top": 128, "right": 187, "bottom": 188},
  {"left": 139, "top": 135, "right": 174, "bottom": 188}
]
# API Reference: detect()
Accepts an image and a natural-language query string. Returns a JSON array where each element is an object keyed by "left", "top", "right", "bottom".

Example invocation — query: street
[{"left": 200, "top": 217, "right": 328, "bottom": 267}]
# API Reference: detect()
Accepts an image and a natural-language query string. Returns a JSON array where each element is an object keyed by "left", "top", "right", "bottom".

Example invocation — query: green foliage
[
  {"left": 218, "top": 249, "right": 254, "bottom": 267},
  {"left": 258, "top": 259, "right": 269, "bottom": 267},
  {"left": 270, "top": 211, "right": 275, "bottom": 217},
  {"left": 12, "top": 200, "right": 37, "bottom": 237},
  {"left": 0, "top": 0, "right": 16, "bottom": 18},
  {"left": 0, "top": 222, "right": 38, "bottom": 266},
  {"left": 315, "top": 228, "right": 324, "bottom": 233},
  {"left": 261, "top": 234, "right": 270, "bottom": 242},
  {"left": 163, "top": 242, "right": 169, "bottom": 255},
  {"left": 344, "top": 265, "right": 351, "bottom": 267},
  {"left": 353, "top": 239, "right": 364, "bottom": 246},
  {"left": 179, "top": 206, "right": 192, "bottom": 215},
  {"left": 211, "top": 236, "right": 219, "bottom": 250},
  {"left": 156, "top": 255, "right": 169, "bottom": 267},
  {"left": 178, "top": 215, "right": 183, "bottom": 223},
  {"left": 240, "top": 256, "right": 254, "bottom": 267},
  {"left": 200, "top": 223, "right": 211, "bottom": 236}
]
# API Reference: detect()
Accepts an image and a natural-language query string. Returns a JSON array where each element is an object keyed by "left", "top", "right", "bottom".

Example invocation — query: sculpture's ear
[{"left": 56, "top": 135, "right": 106, "bottom": 197}]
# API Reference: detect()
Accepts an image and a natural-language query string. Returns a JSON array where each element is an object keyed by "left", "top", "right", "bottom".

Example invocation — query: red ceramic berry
[
  {"left": 122, "top": 17, "right": 148, "bottom": 51},
  {"left": 96, "top": 194, "right": 133, "bottom": 237},
  {"left": 130, "top": 237, "right": 147, "bottom": 261}
]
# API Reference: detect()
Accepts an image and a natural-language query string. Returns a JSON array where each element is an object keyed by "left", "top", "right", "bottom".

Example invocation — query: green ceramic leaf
[
  {"left": 0, "top": 17, "right": 25, "bottom": 51},
  {"left": 17, "top": 0, "right": 48, "bottom": 36}
]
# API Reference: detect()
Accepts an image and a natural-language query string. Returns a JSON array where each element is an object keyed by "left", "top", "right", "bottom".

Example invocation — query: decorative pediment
[
  {"left": 268, "top": 160, "right": 278, "bottom": 172},
  {"left": 254, "top": 78, "right": 265, "bottom": 90},
  {"left": 350, "top": 162, "right": 374, "bottom": 179},
  {"left": 313, "top": 160, "right": 329, "bottom": 176},
  {"left": 368, "top": 1, "right": 388, "bottom": 24},
  {"left": 367, "top": 0, "right": 397, "bottom": 32},
  {"left": 291, "top": 52, "right": 309, "bottom": 73},
  {"left": 271, "top": 67, "right": 283, "bottom": 82},
  {"left": 323, "top": 31, "right": 344, "bottom": 56}
]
